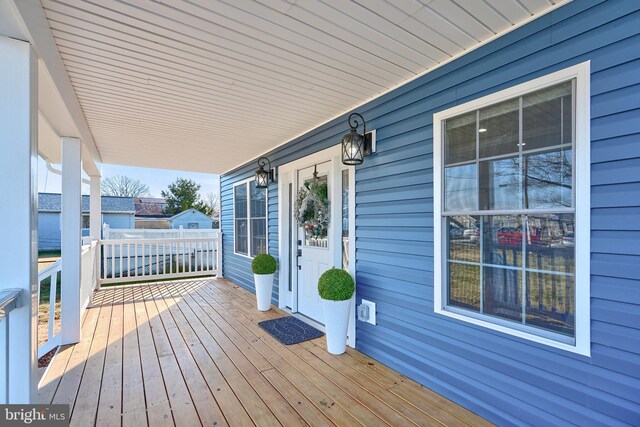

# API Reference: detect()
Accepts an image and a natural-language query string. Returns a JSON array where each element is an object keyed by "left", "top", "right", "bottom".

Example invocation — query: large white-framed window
[
  {"left": 233, "top": 178, "right": 268, "bottom": 258},
  {"left": 433, "top": 62, "right": 591, "bottom": 356}
]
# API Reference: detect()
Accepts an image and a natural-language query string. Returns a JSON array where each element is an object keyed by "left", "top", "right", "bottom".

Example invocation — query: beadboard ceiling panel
[{"left": 41, "top": 0, "right": 563, "bottom": 173}]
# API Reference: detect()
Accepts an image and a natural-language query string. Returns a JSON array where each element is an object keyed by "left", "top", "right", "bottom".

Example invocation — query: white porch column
[
  {"left": 61, "top": 137, "right": 82, "bottom": 344},
  {"left": 89, "top": 175, "right": 101, "bottom": 239},
  {"left": 0, "top": 37, "right": 38, "bottom": 403}
]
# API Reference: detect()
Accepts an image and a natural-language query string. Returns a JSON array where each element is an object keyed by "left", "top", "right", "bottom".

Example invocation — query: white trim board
[{"left": 432, "top": 61, "right": 591, "bottom": 357}]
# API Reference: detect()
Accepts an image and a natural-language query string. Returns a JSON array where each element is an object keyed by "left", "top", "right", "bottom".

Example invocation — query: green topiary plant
[
  {"left": 318, "top": 268, "right": 355, "bottom": 301},
  {"left": 252, "top": 253, "right": 277, "bottom": 275}
]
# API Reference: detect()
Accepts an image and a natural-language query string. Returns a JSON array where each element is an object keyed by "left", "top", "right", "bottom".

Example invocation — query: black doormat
[{"left": 258, "top": 316, "right": 324, "bottom": 345}]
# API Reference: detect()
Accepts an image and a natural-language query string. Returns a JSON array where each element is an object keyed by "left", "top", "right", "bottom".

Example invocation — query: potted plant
[
  {"left": 318, "top": 268, "right": 355, "bottom": 354},
  {"left": 252, "top": 253, "right": 277, "bottom": 311}
]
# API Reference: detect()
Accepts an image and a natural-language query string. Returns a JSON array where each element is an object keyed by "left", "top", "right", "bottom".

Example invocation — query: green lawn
[{"left": 38, "top": 250, "right": 61, "bottom": 258}]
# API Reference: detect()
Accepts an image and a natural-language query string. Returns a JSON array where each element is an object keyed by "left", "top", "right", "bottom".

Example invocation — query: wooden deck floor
[{"left": 39, "top": 278, "right": 492, "bottom": 427}]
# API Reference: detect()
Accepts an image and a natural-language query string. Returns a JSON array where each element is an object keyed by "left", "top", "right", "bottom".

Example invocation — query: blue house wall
[
  {"left": 102, "top": 212, "right": 135, "bottom": 229},
  {"left": 171, "top": 209, "right": 213, "bottom": 229},
  {"left": 221, "top": 1, "right": 640, "bottom": 424},
  {"left": 38, "top": 212, "right": 134, "bottom": 250}
]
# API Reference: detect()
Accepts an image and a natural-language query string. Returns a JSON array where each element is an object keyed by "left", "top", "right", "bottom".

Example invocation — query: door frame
[{"left": 277, "top": 144, "right": 356, "bottom": 348}]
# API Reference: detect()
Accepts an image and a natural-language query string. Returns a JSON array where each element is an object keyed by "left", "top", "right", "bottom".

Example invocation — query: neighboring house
[
  {"left": 38, "top": 193, "right": 135, "bottom": 250},
  {"left": 134, "top": 197, "right": 171, "bottom": 229},
  {"left": 220, "top": 2, "right": 640, "bottom": 426},
  {"left": 170, "top": 208, "right": 213, "bottom": 229}
]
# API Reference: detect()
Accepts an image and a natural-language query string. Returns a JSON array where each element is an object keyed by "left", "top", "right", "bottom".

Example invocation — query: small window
[
  {"left": 82, "top": 215, "right": 90, "bottom": 229},
  {"left": 234, "top": 179, "right": 268, "bottom": 257},
  {"left": 188, "top": 223, "right": 198, "bottom": 229},
  {"left": 433, "top": 63, "right": 590, "bottom": 355}
]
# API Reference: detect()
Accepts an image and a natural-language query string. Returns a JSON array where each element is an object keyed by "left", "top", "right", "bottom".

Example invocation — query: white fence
[
  {"left": 103, "top": 225, "right": 218, "bottom": 240},
  {"left": 98, "top": 234, "right": 222, "bottom": 285}
]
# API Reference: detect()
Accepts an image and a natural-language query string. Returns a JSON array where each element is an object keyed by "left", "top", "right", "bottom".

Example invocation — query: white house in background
[
  {"left": 38, "top": 193, "right": 135, "bottom": 250},
  {"left": 170, "top": 208, "right": 213, "bottom": 229}
]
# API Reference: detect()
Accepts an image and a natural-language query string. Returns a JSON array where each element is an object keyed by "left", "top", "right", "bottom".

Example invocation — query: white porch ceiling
[{"left": 41, "top": 0, "right": 563, "bottom": 174}]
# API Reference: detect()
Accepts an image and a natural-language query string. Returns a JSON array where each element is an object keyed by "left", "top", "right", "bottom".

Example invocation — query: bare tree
[
  {"left": 101, "top": 175, "right": 150, "bottom": 197},
  {"left": 195, "top": 192, "right": 220, "bottom": 219}
]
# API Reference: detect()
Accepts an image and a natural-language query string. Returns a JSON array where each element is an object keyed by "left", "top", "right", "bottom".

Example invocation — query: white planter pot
[
  {"left": 322, "top": 298, "right": 352, "bottom": 355},
  {"left": 254, "top": 273, "right": 274, "bottom": 311}
]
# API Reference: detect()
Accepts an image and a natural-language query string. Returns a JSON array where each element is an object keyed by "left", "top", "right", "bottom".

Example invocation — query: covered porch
[{"left": 39, "top": 277, "right": 490, "bottom": 427}]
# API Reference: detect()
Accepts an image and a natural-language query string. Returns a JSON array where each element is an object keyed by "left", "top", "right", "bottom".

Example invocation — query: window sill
[{"left": 435, "top": 305, "right": 590, "bottom": 357}]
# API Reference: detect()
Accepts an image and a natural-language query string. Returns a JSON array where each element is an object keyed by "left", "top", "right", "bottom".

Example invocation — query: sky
[{"left": 38, "top": 156, "right": 220, "bottom": 198}]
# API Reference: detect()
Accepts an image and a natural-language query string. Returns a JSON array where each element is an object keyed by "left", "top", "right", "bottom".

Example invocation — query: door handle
[{"left": 297, "top": 249, "right": 302, "bottom": 270}]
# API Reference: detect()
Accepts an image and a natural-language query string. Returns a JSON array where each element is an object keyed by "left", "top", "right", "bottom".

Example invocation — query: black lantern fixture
[
  {"left": 255, "top": 157, "right": 275, "bottom": 188},
  {"left": 341, "top": 113, "right": 373, "bottom": 165}
]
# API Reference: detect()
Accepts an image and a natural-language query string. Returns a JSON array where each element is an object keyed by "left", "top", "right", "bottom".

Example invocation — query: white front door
[
  {"left": 296, "top": 161, "right": 333, "bottom": 323},
  {"left": 277, "top": 144, "right": 356, "bottom": 347}
]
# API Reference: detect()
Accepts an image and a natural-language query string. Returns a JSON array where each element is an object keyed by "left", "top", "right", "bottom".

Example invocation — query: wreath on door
[{"left": 295, "top": 178, "right": 329, "bottom": 238}]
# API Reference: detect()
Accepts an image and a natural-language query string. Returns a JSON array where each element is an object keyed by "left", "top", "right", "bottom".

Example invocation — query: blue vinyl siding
[
  {"left": 102, "top": 213, "right": 134, "bottom": 229},
  {"left": 170, "top": 209, "right": 213, "bottom": 229},
  {"left": 221, "top": 1, "right": 640, "bottom": 425}
]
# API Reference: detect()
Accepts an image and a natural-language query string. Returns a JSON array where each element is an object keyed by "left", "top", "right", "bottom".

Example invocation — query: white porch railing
[
  {"left": 103, "top": 225, "right": 218, "bottom": 240},
  {"left": 80, "top": 241, "right": 98, "bottom": 314},
  {"left": 98, "top": 234, "right": 222, "bottom": 285},
  {"left": 37, "top": 259, "right": 62, "bottom": 358},
  {"left": 0, "top": 289, "right": 23, "bottom": 403}
]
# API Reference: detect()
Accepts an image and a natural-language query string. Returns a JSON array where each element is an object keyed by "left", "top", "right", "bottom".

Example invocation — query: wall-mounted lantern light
[
  {"left": 255, "top": 157, "right": 275, "bottom": 188},
  {"left": 341, "top": 113, "right": 374, "bottom": 165}
]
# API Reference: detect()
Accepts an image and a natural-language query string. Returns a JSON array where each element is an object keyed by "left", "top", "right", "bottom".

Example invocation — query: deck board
[{"left": 40, "top": 278, "right": 492, "bottom": 427}]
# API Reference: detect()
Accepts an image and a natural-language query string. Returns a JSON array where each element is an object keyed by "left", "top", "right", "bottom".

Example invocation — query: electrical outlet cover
[{"left": 360, "top": 299, "right": 376, "bottom": 325}]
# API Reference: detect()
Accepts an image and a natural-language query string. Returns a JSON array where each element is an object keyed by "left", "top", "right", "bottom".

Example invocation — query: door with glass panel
[{"left": 296, "top": 161, "right": 333, "bottom": 323}]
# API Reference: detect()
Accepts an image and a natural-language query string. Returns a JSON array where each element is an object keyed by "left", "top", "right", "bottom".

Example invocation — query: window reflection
[
  {"left": 479, "top": 99, "right": 519, "bottom": 158},
  {"left": 234, "top": 185, "right": 248, "bottom": 255},
  {"left": 342, "top": 170, "right": 349, "bottom": 270},
  {"left": 525, "top": 214, "right": 575, "bottom": 274},
  {"left": 523, "top": 81, "right": 572, "bottom": 150},
  {"left": 448, "top": 263, "right": 480, "bottom": 312},
  {"left": 479, "top": 157, "right": 521, "bottom": 210},
  {"left": 445, "top": 164, "right": 477, "bottom": 211},
  {"left": 448, "top": 216, "right": 479, "bottom": 263},
  {"left": 526, "top": 272, "right": 574, "bottom": 336},
  {"left": 482, "top": 215, "right": 523, "bottom": 267},
  {"left": 523, "top": 149, "right": 572, "bottom": 209},
  {"left": 445, "top": 112, "right": 476, "bottom": 164},
  {"left": 483, "top": 267, "right": 522, "bottom": 322},
  {"left": 442, "top": 80, "right": 577, "bottom": 340},
  {"left": 249, "top": 181, "right": 267, "bottom": 257}
]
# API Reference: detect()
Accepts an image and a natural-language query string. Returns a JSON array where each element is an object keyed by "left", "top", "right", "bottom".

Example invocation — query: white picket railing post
[{"left": 103, "top": 223, "right": 110, "bottom": 240}]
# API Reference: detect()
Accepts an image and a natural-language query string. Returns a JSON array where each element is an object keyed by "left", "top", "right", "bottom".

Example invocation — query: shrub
[
  {"left": 252, "top": 253, "right": 277, "bottom": 275},
  {"left": 318, "top": 268, "right": 355, "bottom": 301}
]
